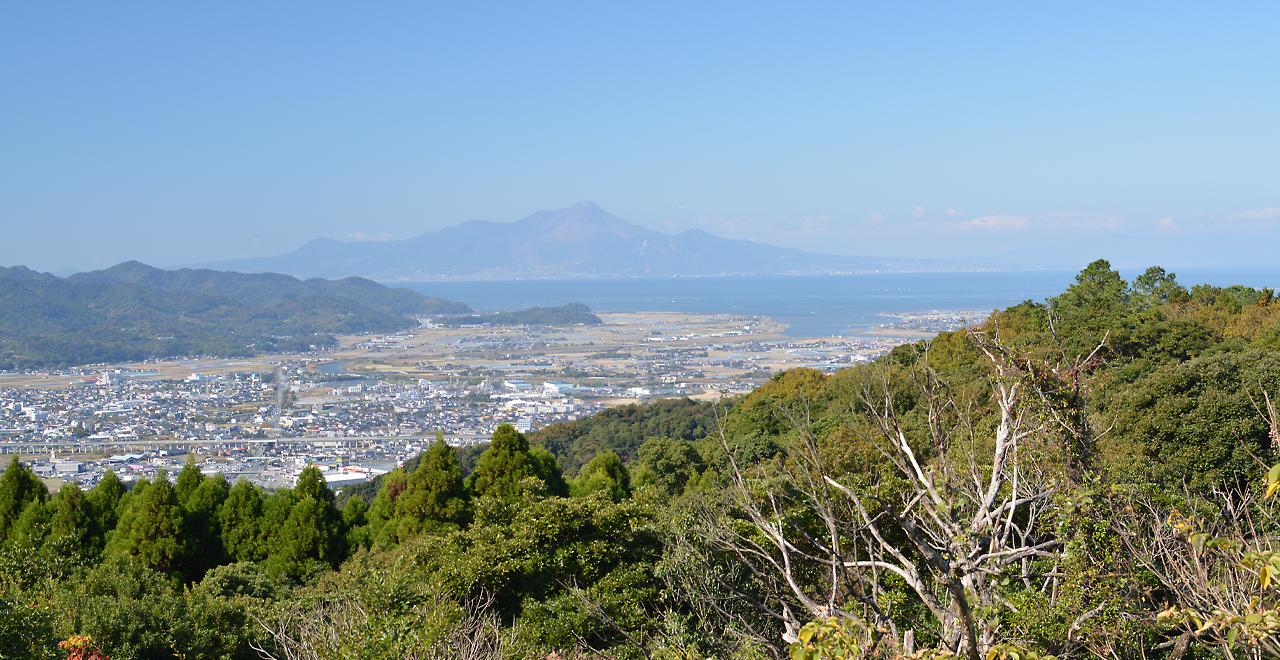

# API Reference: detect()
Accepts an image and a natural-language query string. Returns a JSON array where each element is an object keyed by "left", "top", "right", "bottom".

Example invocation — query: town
[{"left": 0, "top": 309, "right": 986, "bottom": 495}]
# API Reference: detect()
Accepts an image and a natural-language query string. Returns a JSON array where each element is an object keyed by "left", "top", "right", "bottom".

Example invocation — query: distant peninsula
[
  {"left": 191, "top": 201, "right": 959, "bottom": 281},
  {"left": 440, "top": 302, "right": 603, "bottom": 327},
  {"left": 0, "top": 262, "right": 472, "bottom": 370}
]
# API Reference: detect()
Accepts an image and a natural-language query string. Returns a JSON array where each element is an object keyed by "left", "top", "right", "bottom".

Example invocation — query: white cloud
[
  {"left": 965, "top": 215, "right": 1029, "bottom": 230},
  {"left": 912, "top": 206, "right": 926, "bottom": 218},
  {"left": 946, "top": 209, "right": 961, "bottom": 216},
  {"left": 1238, "top": 208, "right": 1279, "bottom": 219}
]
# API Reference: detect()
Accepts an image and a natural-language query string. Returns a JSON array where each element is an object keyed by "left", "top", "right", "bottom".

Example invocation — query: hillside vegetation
[
  {"left": 0, "top": 262, "right": 472, "bottom": 369},
  {"left": 5, "top": 260, "right": 1280, "bottom": 659}
]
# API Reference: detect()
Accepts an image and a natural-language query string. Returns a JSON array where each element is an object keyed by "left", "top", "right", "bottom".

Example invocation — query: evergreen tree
[
  {"left": 342, "top": 496, "right": 372, "bottom": 550},
  {"left": 0, "top": 457, "right": 48, "bottom": 541},
  {"left": 366, "top": 467, "right": 409, "bottom": 544},
  {"left": 529, "top": 446, "right": 568, "bottom": 497},
  {"left": 88, "top": 470, "right": 125, "bottom": 534},
  {"left": 267, "top": 466, "right": 345, "bottom": 574},
  {"left": 108, "top": 470, "right": 185, "bottom": 575},
  {"left": 10, "top": 498, "right": 51, "bottom": 549},
  {"left": 173, "top": 460, "right": 204, "bottom": 508},
  {"left": 392, "top": 433, "right": 471, "bottom": 540},
  {"left": 259, "top": 487, "right": 296, "bottom": 555},
  {"left": 466, "top": 424, "right": 536, "bottom": 500},
  {"left": 218, "top": 479, "right": 266, "bottom": 563},
  {"left": 636, "top": 437, "right": 705, "bottom": 497},
  {"left": 181, "top": 473, "right": 230, "bottom": 581},
  {"left": 49, "top": 481, "right": 101, "bottom": 553}
]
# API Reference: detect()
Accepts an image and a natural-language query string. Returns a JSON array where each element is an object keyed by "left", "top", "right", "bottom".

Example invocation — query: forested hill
[
  {"left": 0, "top": 262, "right": 472, "bottom": 369},
  {"left": 70, "top": 261, "right": 470, "bottom": 316},
  {"left": 440, "top": 301, "right": 603, "bottom": 327},
  {"left": 7, "top": 260, "right": 1280, "bottom": 659}
]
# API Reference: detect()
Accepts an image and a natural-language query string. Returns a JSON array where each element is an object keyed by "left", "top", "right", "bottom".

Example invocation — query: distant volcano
[{"left": 192, "top": 202, "right": 952, "bottom": 281}]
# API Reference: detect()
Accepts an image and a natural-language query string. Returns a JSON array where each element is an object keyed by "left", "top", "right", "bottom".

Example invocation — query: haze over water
[{"left": 398, "top": 268, "right": 1280, "bottom": 339}]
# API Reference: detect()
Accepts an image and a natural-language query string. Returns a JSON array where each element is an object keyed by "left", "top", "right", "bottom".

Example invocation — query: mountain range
[{"left": 192, "top": 202, "right": 955, "bottom": 281}]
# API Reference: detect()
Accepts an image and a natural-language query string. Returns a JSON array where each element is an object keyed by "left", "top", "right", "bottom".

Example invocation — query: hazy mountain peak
[
  {"left": 190, "top": 202, "right": 952, "bottom": 280},
  {"left": 517, "top": 201, "right": 641, "bottom": 241}
]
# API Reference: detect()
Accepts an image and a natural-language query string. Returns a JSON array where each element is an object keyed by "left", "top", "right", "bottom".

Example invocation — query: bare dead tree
[
  {"left": 820, "top": 332, "right": 1067, "bottom": 660},
  {"left": 679, "top": 328, "right": 1108, "bottom": 660}
]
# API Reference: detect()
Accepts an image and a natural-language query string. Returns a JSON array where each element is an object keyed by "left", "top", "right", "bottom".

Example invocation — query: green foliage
[
  {"left": 87, "top": 471, "right": 125, "bottom": 534},
  {"left": 466, "top": 424, "right": 564, "bottom": 500},
  {"left": 50, "top": 482, "right": 101, "bottom": 556},
  {"left": 1103, "top": 350, "right": 1280, "bottom": 488},
  {"left": 529, "top": 397, "right": 721, "bottom": 475},
  {"left": 0, "top": 456, "right": 48, "bottom": 542},
  {"left": 106, "top": 473, "right": 186, "bottom": 576},
  {"left": 571, "top": 449, "right": 631, "bottom": 500},
  {"left": 788, "top": 617, "right": 861, "bottom": 660},
  {"left": 367, "top": 433, "right": 473, "bottom": 546},
  {"left": 636, "top": 437, "right": 705, "bottom": 497},
  {"left": 265, "top": 465, "right": 345, "bottom": 578},
  {"left": 3, "top": 260, "right": 1280, "bottom": 658},
  {"left": 218, "top": 479, "right": 266, "bottom": 563},
  {"left": 410, "top": 489, "right": 663, "bottom": 653}
]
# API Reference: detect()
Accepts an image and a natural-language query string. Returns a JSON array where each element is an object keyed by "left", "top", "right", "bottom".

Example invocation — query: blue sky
[{"left": 2, "top": 2, "right": 1278, "bottom": 272}]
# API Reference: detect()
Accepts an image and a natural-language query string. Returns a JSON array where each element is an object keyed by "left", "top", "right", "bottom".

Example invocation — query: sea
[{"left": 396, "top": 267, "right": 1280, "bottom": 339}]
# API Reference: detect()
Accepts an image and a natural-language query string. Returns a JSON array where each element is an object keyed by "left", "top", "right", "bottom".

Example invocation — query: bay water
[{"left": 396, "top": 267, "right": 1280, "bottom": 338}]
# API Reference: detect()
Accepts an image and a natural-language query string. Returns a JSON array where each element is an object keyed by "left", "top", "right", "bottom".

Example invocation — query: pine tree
[
  {"left": 173, "top": 459, "right": 204, "bottom": 508},
  {"left": 392, "top": 433, "right": 471, "bottom": 540},
  {"left": 219, "top": 478, "right": 266, "bottom": 562},
  {"left": 466, "top": 424, "right": 536, "bottom": 500},
  {"left": 108, "top": 470, "right": 184, "bottom": 574},
  {"left": 0, "top": 457, "right": 48, "bottom": 541},
  {"left": 267, "top": 466, "right": 345, "bottom": 574},
  {"left": 88, "top": 470, "right": 125, "bottom": 533},
  {"left": 181, "top": 473, "right": 230, "bottom": 581},
  {"left": 50, "top": 481, "right": 101, "bottom": 553}
]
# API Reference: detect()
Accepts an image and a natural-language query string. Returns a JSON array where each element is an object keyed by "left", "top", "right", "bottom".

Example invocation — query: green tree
[
  {"left": 10, "top": 498, "right": 51, "bottom": 549},
  {"left": 1103, "top": 350, "right": 1280, "bottom": 489},
  {"left": 173, "top": 460, "right": 204, "bottom": 508},
  {"left": 570, "top": 450, "right": 630, "bottom": 501},
  {"left": 636, "top": 437, "right": 705, "bottom": 496},
  {"left": 218, "top": 479, "right": 266, "bottom": 563},
  {"left": 266, "top": 466, "right": 345, "bottom": 576},
  {"left": 392, "top": 433, "right": 471, "bottom": 539},
  {"left": 466, "top": 424, "right": 537, "bottom": 500},
  {"left": 529, "top": 446, "right": 568, "bottom": 497},
  {"left": 107, "top": 472, "right": 185, "bottom": 575},
  {"left": 87, "top": 470, "right": 125, "bottom": 534},
  {"left": 181, "top": 473, "right": 230, "bottom": 582},
  {"left": 365, "top": 467, "right": 408, "bottom": 545},
  {"left": 49, "top": 482, "right": 101, "bottom": 555},
  {"left": 1050, "top": 259, "right": 1132, "bottom": 354},
  {"left": 341, "top": 496, "right": 371, "bottom": 551},
  {"left": 0, "top": 457, "right": 48, "bottom": 541},
  {"left": 1133, "top": 265, "right": 1189, "bottom": 308}
]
